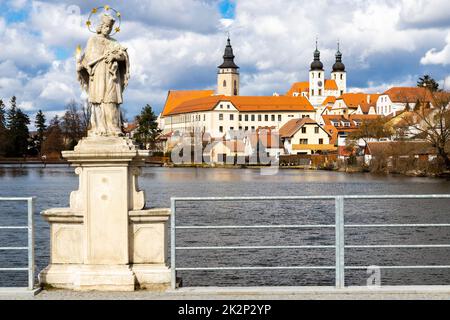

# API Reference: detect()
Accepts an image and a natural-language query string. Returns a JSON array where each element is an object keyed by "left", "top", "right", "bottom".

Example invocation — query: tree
[
  {"left": 402, "top": 90, "right": 450, "bottom": 170},
  {"left": 0, "top": 99, "right": 7, "bottom": 156},
  {"left": 41, "top": 116, "right": 64, "bottom": 159},
  {"left": 35, "top": 110, "right": 46, "bottom": 155},
  {"left": 134, "top": 104, "right": 161, "bottom": 150},
  {"left": 417, "top": 75, "right": 440, "bottom": 92},
  {"left": 61, "top": 101, "right": 87, "bottom": 149},
  {"left": 348, "top": 117, "right": 392, "bottom": 155},
  {"left": 5, "top": 96, "right": 30, "bottom": 157}
]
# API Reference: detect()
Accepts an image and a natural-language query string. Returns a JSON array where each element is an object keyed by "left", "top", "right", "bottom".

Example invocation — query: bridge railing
[
  {"left": 170, "top": 195, "right": 450, "bottom": 290},
  {"left": 0, "top": 197, "right": 35, "bottom": 292}
]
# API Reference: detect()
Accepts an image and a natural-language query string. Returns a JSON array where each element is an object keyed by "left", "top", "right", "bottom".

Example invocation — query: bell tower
[
  {"left": 309, "top": 39, "right": 325, "bottom": 106},
  {"left": 217, "top": 37, "right": 240, "bottom": 96}
]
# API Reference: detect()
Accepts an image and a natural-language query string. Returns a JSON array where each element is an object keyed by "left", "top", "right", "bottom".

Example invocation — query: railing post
[
  {"left": 27, "top": 197, "right": 35, "bottom": 290},
  {"left": 170, "top": 198, "right": 176, "bottom": 290},
  {"left": 335, "top": 196, "right": 345, "bottom": 289}
]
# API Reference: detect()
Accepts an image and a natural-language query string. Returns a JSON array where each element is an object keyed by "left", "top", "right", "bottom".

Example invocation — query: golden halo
[{"left": 86, "top": 5, "right": 122, "bottom": 35}]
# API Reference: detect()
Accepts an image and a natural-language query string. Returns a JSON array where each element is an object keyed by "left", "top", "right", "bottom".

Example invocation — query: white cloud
[
  {"left": 1, "top": 0, "right": 450, "bottom": 120},
  {"left": 421, "top": 32, "right": 450, "bottom": 65}
]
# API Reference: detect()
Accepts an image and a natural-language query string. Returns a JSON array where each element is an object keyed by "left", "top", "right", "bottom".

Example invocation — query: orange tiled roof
[
  {"left": 321, "top": 96, "right": 336, "bottom": 106},
  {"left": 167, "top": 95, "right": 315, "bottom": 116},
  {"left": 286, "top": 82, "right": 309, "bottom": 96},
  {"left": 334, "top": 93, "right": 379, "bottom": 113},
  {"left": 382, "top": 87, "right": 433, "bottom": 103},
  {"left": 161, "top": 90, "right": 214, "bottom": 116},
  {"left": 279, "top": 117, "right": 318, "bottom": 138},
  {"left": 322, "top": 114, "right": 381, "bottom": 145},
  {"left": 325, "top": 79, "right": 338, "bottom": 90}
]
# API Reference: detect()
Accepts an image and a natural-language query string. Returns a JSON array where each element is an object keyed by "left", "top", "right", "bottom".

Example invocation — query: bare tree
[{"left": 401, "top": 90, "right": 450, "bottom": 170}]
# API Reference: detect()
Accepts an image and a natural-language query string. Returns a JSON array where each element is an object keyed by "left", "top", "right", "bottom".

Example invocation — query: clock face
[{"left": 317, "top": 80, "right": 323, "bottom": 87}]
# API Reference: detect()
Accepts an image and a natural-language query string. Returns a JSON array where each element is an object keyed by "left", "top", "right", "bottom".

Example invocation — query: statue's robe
[{"left": 77, "top": 34, "right": 130, "bottom": 136}]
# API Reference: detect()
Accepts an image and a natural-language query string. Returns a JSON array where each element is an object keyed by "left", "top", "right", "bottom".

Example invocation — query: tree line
[{"left": 0, "top": 97, "right": 88, "bottom": 159}]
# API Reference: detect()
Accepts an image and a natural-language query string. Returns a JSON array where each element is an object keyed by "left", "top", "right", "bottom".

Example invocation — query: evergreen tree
[
  {"left": 35, "top": 110, "right": 47, "bottom": 154},
  {"left": 0, "top": 99, "right": 6, "bottom": 156},
  {"left": 5, "top": 96, "right": 30, "bottom": 157},
  {"left": 417, "top": 75, "right": 440, "bottom": 92},
  {"left": 134, "top": 104, "right": 161, "bottom": 150}
]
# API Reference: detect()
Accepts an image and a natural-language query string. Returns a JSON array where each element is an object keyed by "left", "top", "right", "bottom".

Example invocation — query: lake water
[{"left": 0, "top": 166, "right": 450, "bottom": 287}]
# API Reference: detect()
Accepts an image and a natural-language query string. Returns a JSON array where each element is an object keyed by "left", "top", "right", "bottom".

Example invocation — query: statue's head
[{"left": 96, "top": 14, "right": 115, "bottom": 36}]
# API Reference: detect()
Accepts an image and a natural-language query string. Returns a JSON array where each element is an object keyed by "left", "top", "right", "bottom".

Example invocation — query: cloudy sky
[{"left": 1, "top": 0, "right": 450, "bottom": 124}]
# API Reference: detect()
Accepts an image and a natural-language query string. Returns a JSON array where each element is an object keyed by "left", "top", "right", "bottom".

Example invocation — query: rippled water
[{"left": 0, "top": 166, "right": 449, "bottom": 287}]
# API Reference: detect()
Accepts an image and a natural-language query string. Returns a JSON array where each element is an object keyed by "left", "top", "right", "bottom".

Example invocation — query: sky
[{"left": 1, "top": 0, "right": 450, "bottom": 125}]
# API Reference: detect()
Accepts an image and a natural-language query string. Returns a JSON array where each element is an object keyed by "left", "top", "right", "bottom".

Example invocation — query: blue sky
[{"left": 1, "top": 0, "right": 450, "bottom": 124}]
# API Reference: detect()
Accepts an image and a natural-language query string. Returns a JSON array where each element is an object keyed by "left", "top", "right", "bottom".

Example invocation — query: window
[
  {"left": 219, "top": 114, "right": 223, "bottom": 120},
  {"left": 239, "top": 114, "right": 242, "bottom": 121},
  {"left": 318, "top": 73, "right": 321, "bottom": 79},
  {"left": 223, "top": 80, "right": 226, "bottom": 87},
  {"left": 312, "top": 89, "right": 315, "bottom": 96},
  {"left": 340, "top": 90, "right": 344, "bottom": 95},
  {"left": 245, "top": 114, "right": 248, "bottom": 121},
  {"left": 258, "top": 114, "right": 262, "bottom": 121},
  {"left": 219, "top": 126, "right": 223, "bottom": 132},
  {"left": 220, "top": 104, "right": 223, "bottom": 109},
  {"left": 229, "top": 114, "right": 234, "bottom": 121},
  {"left": 265, "top": 114, "right": 269, "bottom": 121},
  {"left": 245, "top": 126, "right": 248, "bottom": 131},
  {"left": 315, "top": 127, "right": 319, "bottom": 134},
  {"left": 340, "top": 74, "right": 343, "bottom": 80},
  {"left": 203, "top": 114, "right": 205, "bottom": 121},
  {"left": 239, "top": 126, "right": 242, "bottom": 130},
  {"left": 301, "top": 127, "right": 307, "bottom": 134},
  {"left": 319, "top": 138, "right": 323, "bottom": 144},
  {"left": 227, "top": 104, "right": 230, "bottom": 109},
  {"left": 300, "top": 139, "right": 308, "bottom": 144},
  {"left": 318, "top": 89, "right": 322, "bottom": 96},
  {"left": 312, "top": 73, "right": 314, "bottom": 79},
  {"left": 278, "top": 115, "right": 282, "bottom": 121},
  {"left": 271, "top": 115, "right": 275, "bottom": 121},
  {"left": 251, "top": 126, "right": 255, "bottom": 131},
  {"left": 251, "top": 114, "right": 255, "bottom": 121},
  {"left": 230, "top": 127, "right": 234, "bottom": 130}
]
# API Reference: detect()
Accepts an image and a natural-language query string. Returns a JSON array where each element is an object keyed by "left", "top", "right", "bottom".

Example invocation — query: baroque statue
[{"left": 77, "top": 14, "right": 130, "bottom": 137}]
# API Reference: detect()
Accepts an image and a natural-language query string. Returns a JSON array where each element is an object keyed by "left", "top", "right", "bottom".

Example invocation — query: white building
[{"left": 376, "top": 87, "right": 433, "bottom": 116}]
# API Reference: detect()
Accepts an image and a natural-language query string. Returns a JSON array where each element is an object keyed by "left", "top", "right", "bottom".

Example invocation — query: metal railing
[
  {"left": 0, "top": 197, "right": 35, "bottom": 291},
  {"left": 170, "top": 195, "right": 450, "bottom": 289}
]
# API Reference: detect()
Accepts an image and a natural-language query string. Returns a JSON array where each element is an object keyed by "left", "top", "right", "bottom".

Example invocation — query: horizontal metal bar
[
  {"left": 347, "top": 244, "right": 450, "bottom": 248},
  {"left": 176, "top": 266, "right": 336, "bottom": 271},
  {"left": 346, "top": 265, "right": 450, "bottom": 269},
  {"left": 176, "top": 245, "right": 335, "bottom": 250},
  {"left": 176, "top": 224, "right": 335, "bottom": 230},
  {"left": 171, "top": 195, "right": 450, "bottom": 202},
  {"left": 0, "top": 247, "right": 28, "bottom": 250},
  {"left": 0, "top": 197, "right": 35, "bottom": 201},
  {"left": 346, "top": 224, "right": 450, "bottom": 228},
  {"left": 0, "top": 226, "right": 29, "bottom": 229},
  {"left": 0, "top": 268, "right": 29, "bottom": 271}
]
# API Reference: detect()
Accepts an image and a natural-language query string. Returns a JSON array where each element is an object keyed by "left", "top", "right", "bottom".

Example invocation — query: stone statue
[{"left": 77, "top": 14, "right": 130, "bottom": 137}]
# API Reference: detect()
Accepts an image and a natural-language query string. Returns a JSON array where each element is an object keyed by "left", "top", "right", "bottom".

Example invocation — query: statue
[{"left": 76, "top": 14, "right": 130, "bottom": 137}]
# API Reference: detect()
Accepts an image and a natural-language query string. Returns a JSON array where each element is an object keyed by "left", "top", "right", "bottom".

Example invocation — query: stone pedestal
[{"left": 38, "top": 136, "right": 171, "bottom": 291}]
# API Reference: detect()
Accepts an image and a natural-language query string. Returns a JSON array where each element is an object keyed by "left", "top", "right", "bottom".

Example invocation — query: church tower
[
  {"left": 309, "top": 40, "right": 325, "bottom": 106},
  {"left": 331, "top": 41, "right": 346, "bottom": 96},
  {"left": 217, "top": 37, "right": 240, "bottom": 96}
]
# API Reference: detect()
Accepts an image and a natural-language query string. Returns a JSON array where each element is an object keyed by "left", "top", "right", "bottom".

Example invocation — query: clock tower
[{"left": 309, "top": 40, "right": 325, "bottom": 106}]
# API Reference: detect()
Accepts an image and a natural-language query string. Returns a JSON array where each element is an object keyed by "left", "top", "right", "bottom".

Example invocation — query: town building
[
  {"left": 279, "top": 117, "right": 335, "bottom": 155},
  {"left": 375, "top": 87, "right": 433, "bottom": 116}
]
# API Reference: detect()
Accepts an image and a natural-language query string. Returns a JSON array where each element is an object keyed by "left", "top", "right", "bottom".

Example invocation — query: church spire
[
  {"left": 332, "top": 40, "right": 345, "bottom": 72},
  {"left": 218, "top": 36, "right": 239, "bottom": 69},
  {"left": 310, "top": 37, "right": 323, "bottom": 71}
]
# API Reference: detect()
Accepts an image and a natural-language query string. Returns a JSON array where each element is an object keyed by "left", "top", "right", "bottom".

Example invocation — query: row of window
[
  {"left": 219, "top": 114, "right": 310, "bottom": 122},
  {"left": 298, "top": 138, "right": 324, "bottom": 144}
]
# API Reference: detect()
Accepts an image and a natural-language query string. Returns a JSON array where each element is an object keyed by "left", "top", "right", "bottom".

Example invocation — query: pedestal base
[
  {"left": 39, "top": 264, "right": 136, "bottom": 291},
  {"left": 132, "top": 264, "right": 171, "bottom": 290}
]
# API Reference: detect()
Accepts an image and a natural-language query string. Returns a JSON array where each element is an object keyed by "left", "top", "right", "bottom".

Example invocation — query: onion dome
[
  {"left": 310, "top": 40, "right": 324, "bottom": 71},
  {"left": 332, "top": 41, "right": 346, "bottom": 72},
  {"left": 218, "top": 37, "right": 239, "bottom": 69}
]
